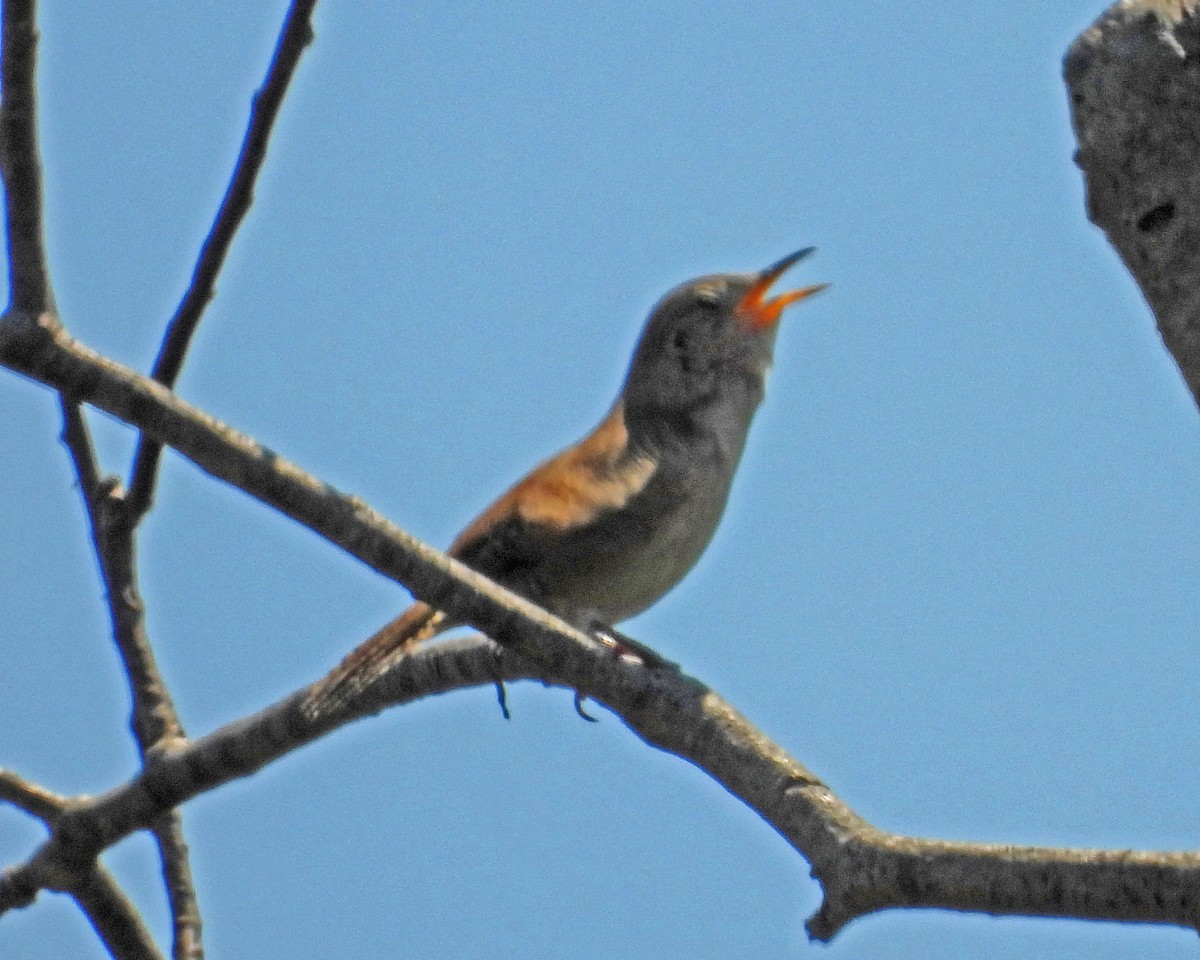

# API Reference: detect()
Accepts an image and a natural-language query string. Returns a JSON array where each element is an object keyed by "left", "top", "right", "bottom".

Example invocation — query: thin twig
[
  {"left": 89, "top": 505, "right": 185, "bottom": 751},
  {"left": 59, "top": 395, "right": 102, "bottom": 506},
  {"left": 0, "top": 861, "right": 165, "bottom": 960},
  {"left": 5, "top": 3, "right": 318, "bottom": 955},
  {"left": 0, "top": 0, "right": 53, "bottom": 315},
  {"left": 0, "top": 768, "right": 65, "bottom": 821},
  {"left": 61, "top": 296, "right": 192, "bottom": 948},
  {"left": 125, "top": 0, "right": 319, "bottom": 519},
  {"left": 154, "top": 814, "right": 202, "bottom": 960}
]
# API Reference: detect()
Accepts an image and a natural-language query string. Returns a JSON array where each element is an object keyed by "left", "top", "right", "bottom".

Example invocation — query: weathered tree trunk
[{"left": 1066, "top": 0, "right": 1200, "bottom": 405}]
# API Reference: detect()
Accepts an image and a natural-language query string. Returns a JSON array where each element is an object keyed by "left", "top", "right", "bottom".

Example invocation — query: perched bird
[{"left": 302, "top": 248, "right": 826, "bottom": 719}]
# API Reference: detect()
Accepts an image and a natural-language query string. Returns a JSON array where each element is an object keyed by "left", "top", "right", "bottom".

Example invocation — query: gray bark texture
[{"left": 1066, "top": 0, "right": 1200, "bottom": 403}]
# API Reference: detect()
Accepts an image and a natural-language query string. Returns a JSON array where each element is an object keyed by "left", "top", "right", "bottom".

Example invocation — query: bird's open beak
[{"left": 736, "top": 247, "right": 828, "bottom": 330}]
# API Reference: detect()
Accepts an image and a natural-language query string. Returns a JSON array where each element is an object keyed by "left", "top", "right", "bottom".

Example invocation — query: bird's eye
[{"left": 671, "top": 328, "right": 689, "bottom": 352}]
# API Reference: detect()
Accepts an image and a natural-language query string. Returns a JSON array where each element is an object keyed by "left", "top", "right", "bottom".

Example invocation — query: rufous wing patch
[{"left": 450, "top": 400, "right": 655, "bottom": 552}]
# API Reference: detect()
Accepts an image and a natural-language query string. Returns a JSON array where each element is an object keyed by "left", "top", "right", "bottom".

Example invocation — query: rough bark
[{"left": 1066, "top": 0, "right": 1200, "bottom": 402}]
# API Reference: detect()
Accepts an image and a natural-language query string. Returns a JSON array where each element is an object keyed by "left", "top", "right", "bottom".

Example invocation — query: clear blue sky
[{"left": 4, "top": 2, "right": 1198, "bottom": 957}]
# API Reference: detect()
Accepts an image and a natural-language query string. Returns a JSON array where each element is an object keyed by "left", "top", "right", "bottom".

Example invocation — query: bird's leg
[
  {"left": 572, "top": 624, "right": 677, "bottom": 723},
  {"left": 489, "top": 644, "right": 512, "bottom": 720},
  {"left": 589, "top": 624, "right": 680, "bottom": 671}
]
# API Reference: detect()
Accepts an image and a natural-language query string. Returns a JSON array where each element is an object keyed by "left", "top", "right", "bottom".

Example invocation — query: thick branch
[
  {"left": 3, "top": 316, "right": 1200, "bottom": 936},
  {"left": 1065, "top": 0, "right": 1200, "bottom": 405},
  {"left": 72, "top": 872, "right": 165, "bottom": 960},
  {"left": 0, "top": 640, "right": 542, "bottom": 916},
  {"left": 125, "top": 0, "right": 319, "bottom": 519}
]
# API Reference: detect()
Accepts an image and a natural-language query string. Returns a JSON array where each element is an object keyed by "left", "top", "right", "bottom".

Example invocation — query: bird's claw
[{"left": 573, "top": 690, "right": 599, "bottom": 722}]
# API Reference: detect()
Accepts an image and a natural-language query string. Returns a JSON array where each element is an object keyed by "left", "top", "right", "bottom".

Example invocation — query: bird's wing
[{"left": 448, "top": 400, "right": 657, "bottom": 580}]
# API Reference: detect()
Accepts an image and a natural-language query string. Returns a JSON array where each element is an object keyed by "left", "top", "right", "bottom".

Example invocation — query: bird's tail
[{"left": 301, "top": 602, "right": 449, "bottom": 721}]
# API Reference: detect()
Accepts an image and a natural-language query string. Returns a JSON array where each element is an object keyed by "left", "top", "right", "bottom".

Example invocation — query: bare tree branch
[
  {"left": 0, "top": 770, "right": 164, "bottom": 960},
  {"left": 90, "top": 495, "right": 185, "bottom": 751},
  {"left": 72, "top": 871, "right": 166, "bottom": 960},
  {"left": 153, "top": 814, "right": 202, "bottom": 960},
  {"left": 0, "top": 769, "right": 65, "bottom": 821},
  {"left": 62, "top": 326, "right": 198, "bottom": 960},
  {"left": 3, "top": 0, "right": 217, "bottom": 951},
  {"left": 3, "top": 320, "right": 1200, "bottom": 937},
  {"left": 76, "top": 475, "right": 196, "bottom": 954},
  {"left": 125, "top": 0, "right": 319, "bottom": 520},
  {"left": 0, "top": 0, "right": 51, "bottom": 315},
  {"left": 62, "top": 390, "right": 186, "bottom": 751},
  {"left": 59, "top": 398, "right": 101, "bottom": 498},
  {"left": 53, "top": 2, "right": 322, "bottom": 947}
]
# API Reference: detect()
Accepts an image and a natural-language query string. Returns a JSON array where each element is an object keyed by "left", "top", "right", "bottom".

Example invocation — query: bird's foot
[
  {"left": 572, "top": 690, "right": 600, "bottom": 722},
  {"left": 590, "top": 625, "right": 680, "bottom": 672}
]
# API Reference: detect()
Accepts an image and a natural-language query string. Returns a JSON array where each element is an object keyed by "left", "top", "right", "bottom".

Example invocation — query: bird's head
[{"left": 622, "top": 248, "right": 827, "bottom": 431}]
